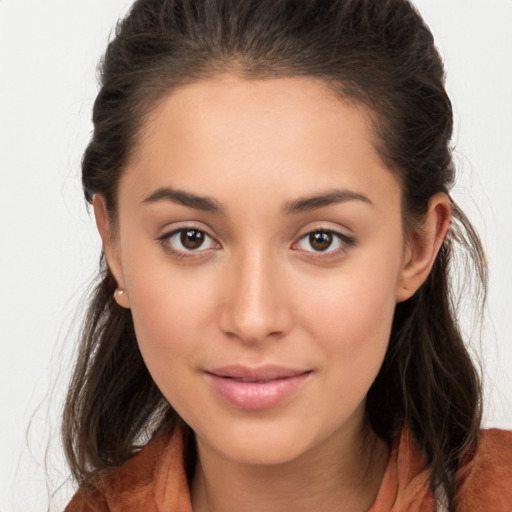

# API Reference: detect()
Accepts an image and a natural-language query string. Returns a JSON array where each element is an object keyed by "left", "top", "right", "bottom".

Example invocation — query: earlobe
[
  {"left": 113, "top": 288, "right": 131, "bottom": 309},
  {"left": 396, "top": 193, "right": 452, "bottom": 303},
  {"left": 93, "top": 195, "right": 130, "bottom": 308}
]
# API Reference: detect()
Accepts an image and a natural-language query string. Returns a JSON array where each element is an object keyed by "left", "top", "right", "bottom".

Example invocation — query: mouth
[{"left": 205, "top": 365, "right": 312, "bottom": 410}]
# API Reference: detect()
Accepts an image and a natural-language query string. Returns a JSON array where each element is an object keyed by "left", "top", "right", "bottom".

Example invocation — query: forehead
[
  {"left": 136, "top": 74, "right": 373, "bottom": 162},
  {"left": 121, "top": 74, "right": 400, "bottom": 215}
]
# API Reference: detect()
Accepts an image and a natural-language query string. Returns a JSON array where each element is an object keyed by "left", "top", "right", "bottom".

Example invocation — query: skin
[{"left": 95, "top": 74, "right": 451, "bottom": 512}]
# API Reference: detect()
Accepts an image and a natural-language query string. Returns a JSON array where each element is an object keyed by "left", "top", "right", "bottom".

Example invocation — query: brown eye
[
  {"left": 294, "top": 229, "right": 355, "bottom": 256},
  {"left": 180, "top": 229, "right": 205, "bottom": 249},
  {"left": 309, "top": 231, "right": 333, "bottom": 251},
  {"left": 162, "top": 227, "right": 218, "bottom": 255}
]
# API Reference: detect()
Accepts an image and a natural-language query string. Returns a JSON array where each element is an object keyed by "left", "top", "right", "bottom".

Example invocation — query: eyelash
[
  {"left": 156, "top": 227, "right": 220, "bottom": 260},
  {"left": 293, "top": 229, "right": 356, "bottom": 258},
  {"left": 156, "top": 226, "right": 356, "bottom": 260}
]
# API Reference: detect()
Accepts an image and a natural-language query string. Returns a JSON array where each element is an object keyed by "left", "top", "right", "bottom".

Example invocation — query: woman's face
[{"left": 100, "top": 75, "right": 415, "bottom": 465}]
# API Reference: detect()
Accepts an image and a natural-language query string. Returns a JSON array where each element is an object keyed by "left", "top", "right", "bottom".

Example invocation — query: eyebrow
[
  {"left": 142, "top": 186, "right": 372, "bottom": 215},
  {"left": 142, "top": 186, "right": 224, "bottom": 214},
  {"left": 282, "top": 189, "right": 373, "bottom": 215}
]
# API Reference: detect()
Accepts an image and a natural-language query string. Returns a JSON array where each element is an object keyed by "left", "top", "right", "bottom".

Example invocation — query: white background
[{"left": 1, "top": 1, "right": 511, "bottom": 510}]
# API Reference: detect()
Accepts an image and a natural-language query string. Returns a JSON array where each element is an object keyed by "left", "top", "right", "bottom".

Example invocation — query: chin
[
  {"left": 192, "top": 415, "right": 334, "bottom": 467},
  {"left": 219, "top": 436, "right": 310, "bottom": 466}
]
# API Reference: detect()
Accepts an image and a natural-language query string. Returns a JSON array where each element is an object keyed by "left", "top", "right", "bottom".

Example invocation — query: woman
[{"left": 63, "top": 0, "right": 512, "bottom": 510}]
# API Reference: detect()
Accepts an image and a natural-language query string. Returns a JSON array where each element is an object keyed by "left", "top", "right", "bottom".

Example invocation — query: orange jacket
[{"left": 66, "top": 425, "right": 512, "bottom": 512}]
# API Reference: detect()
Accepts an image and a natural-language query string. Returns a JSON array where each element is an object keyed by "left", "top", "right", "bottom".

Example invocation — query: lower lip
[{"left": 205, "top": 372, "right": 311, "bottom": 410}]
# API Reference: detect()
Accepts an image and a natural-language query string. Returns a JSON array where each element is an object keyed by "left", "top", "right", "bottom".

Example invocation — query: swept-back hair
[{"left": 63, "top": 1, "right": 485, "bottom": 508}]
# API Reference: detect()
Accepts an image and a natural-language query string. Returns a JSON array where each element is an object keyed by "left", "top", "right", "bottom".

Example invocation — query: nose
[{"left": 218, "top": 248, "right": 292, "bottom": 344}]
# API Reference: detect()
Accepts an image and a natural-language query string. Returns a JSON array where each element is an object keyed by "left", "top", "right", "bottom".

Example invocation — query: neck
[{"left": 190, "top": 418, "right": 390, "bottom": 512}]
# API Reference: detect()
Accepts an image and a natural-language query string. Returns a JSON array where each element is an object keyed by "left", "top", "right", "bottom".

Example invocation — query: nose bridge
[{"left": 220, "top": 243, "right": 289, "bottom": 343}]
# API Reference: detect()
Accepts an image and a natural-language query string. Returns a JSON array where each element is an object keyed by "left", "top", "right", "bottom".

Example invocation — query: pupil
[
  {"left": 181, "top": 229, "right": 204, "bottom": 249},
  {"left": 310, "top": 232, "right": 332, "bottom": 251}
]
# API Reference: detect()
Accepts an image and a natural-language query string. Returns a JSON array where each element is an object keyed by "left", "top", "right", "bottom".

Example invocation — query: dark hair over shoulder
[{"left": 62, "top": 1, "right": 485, "bottom": 508}]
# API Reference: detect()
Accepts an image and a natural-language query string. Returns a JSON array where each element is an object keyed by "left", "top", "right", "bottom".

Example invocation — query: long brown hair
[{"left": 63, "top": 0, "right": 485, "bottom": 507}]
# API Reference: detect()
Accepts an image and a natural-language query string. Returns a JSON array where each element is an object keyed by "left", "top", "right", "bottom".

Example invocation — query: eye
[
  {"left": 159, "top": 227, "right": 219, "bottom": 254},
  {"left": 294, "top": 229, "right": 355, "bottom": 255}
]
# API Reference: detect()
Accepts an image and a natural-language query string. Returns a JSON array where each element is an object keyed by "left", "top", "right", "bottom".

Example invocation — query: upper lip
[{"left": 206, "top": 365, "right": 311, "bottom": 381}]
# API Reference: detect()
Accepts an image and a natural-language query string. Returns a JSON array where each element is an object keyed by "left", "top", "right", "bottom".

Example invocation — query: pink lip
[{"left": 205, "top": 365, "right": 311, "bottom": 410}]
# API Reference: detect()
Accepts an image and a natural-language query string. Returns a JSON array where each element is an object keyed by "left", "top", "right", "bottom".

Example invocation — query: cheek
[
  {"left": 125, "top": 268, "right": 220, "bottom": 413},
  {"left": 300, "top": 279, "right": 395, "bottom": 433},
  {"left": 302, "top": 263, "right": 398, "bottom": 343},
  {"left": 296, "top": 252, "right": 401, "bottom": 387},
  {"left": 120, "top": 239, "right": 219, "bottom": 380}
]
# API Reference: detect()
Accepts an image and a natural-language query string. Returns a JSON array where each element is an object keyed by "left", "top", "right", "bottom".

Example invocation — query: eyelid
[
  {"left": 156, "top": 224, "right": 221, "bottom": 258},
  {"left": 155, "top": 222, "right": 356, "bottom": 260},
  {"left": 292, "top": 227, "right": 356, "bottom": 257}
]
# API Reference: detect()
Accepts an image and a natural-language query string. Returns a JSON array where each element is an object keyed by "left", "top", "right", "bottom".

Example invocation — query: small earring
[{"left": 113, "top": 288, "right": 130, "bottom": 309}]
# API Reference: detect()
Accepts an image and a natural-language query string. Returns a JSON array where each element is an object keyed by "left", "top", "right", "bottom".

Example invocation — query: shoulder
[
  {"left": 454, "top": 428, "right": 512, "bottom": 512},
  {"left": 65, "top": 424, "right": 192, "bottom": 512},
  {"left": 64, "top": 431, "right": 170, "bottom": 512}
]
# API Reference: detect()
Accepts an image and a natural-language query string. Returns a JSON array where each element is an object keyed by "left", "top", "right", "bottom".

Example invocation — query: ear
[
  {"left": 93, "top": 195, "right": 131, "bottom": 309},
  {"left": 396, "top": 192, "right": 452, "bottom": 303}
]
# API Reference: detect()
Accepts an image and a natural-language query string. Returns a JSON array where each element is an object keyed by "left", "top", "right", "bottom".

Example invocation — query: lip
[{"left": 205, "top": 365, "right": 312, "bottom": 410}]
